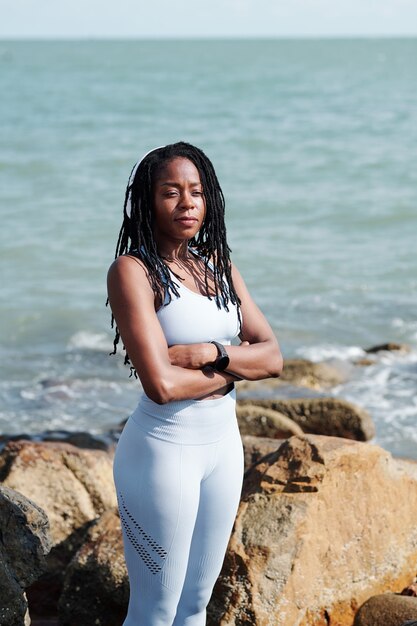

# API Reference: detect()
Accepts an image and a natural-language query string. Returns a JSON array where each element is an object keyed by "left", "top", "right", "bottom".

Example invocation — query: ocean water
[{"left": 1, "top": 39, "right": 416, "bottom": 457}]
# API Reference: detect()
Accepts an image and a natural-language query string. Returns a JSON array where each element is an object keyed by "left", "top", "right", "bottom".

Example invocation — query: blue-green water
[{"left": 1, "top": 39, "right": 416, "bottom": 456}]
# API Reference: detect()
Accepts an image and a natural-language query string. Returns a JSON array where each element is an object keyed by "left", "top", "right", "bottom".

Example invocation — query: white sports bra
[{"left": 156, "top": 265, "right": 240, "bottom": 347}]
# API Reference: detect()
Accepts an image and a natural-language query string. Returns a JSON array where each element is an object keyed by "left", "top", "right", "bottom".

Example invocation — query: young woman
[{"left": 107, "top": 142, "right": 283, "bottom": 626}]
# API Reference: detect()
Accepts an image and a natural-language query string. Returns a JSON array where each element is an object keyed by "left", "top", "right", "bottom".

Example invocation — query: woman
[{"left": 107, "top": 141, "right": 283, "bottom": 626}]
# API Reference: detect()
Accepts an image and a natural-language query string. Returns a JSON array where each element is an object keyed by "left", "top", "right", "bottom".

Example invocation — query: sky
[{"left": 1, "top": 0, "right": 417, "bottom": 38}]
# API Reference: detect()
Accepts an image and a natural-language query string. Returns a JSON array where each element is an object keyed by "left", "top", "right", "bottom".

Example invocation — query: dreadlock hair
[{"left": 107, "top": 141, "right": 241, "bottom": 376}]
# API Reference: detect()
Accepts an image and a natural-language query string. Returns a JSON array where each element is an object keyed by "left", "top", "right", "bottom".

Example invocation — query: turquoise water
[{"left": 1, "top": 39, "right": 416, "bottom": 456}]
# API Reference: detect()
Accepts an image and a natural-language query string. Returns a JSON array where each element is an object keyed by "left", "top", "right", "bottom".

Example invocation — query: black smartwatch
[{"left": 210, "top": 341, "right": 230, "bottom": 372}]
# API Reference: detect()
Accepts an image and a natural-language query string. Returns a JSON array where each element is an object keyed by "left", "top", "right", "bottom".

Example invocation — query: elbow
[{"left": 145, "top": 378, "right": 175, "bottom": 405}]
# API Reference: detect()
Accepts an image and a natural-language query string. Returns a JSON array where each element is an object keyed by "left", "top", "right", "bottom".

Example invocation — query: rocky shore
[{"left": 1, "top": 346, "right": 416, "bottom": 626}]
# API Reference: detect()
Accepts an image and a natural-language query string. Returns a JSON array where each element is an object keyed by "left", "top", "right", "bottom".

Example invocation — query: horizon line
[{"left": 1, "top": 34, "right": 417, "bottom": 42}]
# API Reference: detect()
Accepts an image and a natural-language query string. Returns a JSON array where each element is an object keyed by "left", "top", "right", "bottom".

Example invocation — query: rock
[
  {"left": 354, "top": 357, "right": 376, "bottom": 367},
  {"left": 0, "top": 440, "right": 116, "bottom": 548},
  {"left": 238, "top": 358, "right": 346, "bottom": 393},
  {"left": 353, "top": 593, "right": 417, "bottom": 626},
  {"left": 241, "top": 435, "right": 283, "bottom": 471},
  {"left": 58, "top": 509, "right": 128, "bottom": 626},
  {"left": 237, "top": 404, "right": 303, "bottom": 439},
  {"left": 365, "top": 342, "right": 411, "bottom": 353},
  {"left": 0, "top": 486, "right": 51, "bottom": 626},
  {"left": 207, "top": 435, "right": 417, "bottom": 626},
  {"left": 238, "top": 396, "right": 375, "bottom": 441},
  {"left": 0, "top": 440, "right": 117, "bottom": 617},
  {"left": 280, "top": 358, "right": 346, "bottom": 389},
  {"left": 41, "top": 430, "right": 112, "bottom": 452}
]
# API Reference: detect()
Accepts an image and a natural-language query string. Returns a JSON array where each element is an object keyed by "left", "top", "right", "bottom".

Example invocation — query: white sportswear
[{"left": 113, "top": 259, "right": 244, "bottom": 625}]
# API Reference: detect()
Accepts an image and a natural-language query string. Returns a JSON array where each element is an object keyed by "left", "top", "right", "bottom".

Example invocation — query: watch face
[{"left": 216, "top": 354, "right": 230, "bottom": 371}]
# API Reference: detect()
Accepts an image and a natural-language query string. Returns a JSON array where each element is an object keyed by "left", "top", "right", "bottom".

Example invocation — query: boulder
[
  {"left": 237, "top": 404, "right": 303, "bottom": 439},
  {"left": 0, "top": 485, "right": 51, "bottom": 626},
  {"left": 238, "top": 358, "right": 345, "bottom": 393},
  {"left": 0, "top": 440, "right": 117, "bottom": 616},
  {"left": 353, "top": 593, "right": 417, "bottom": 626},
  {"left": 279, "top": 358, "right": 346, "bottom": 389},
  {"left": 241, "top": 435, "right": 283, "bottom": 471},
  {"left": 238, "top": 397, "right": 375, "bottom": 441},
  {"left": 0, "top": 440, "right": 117, "bottom": 548},
  {"left": 58, "top": 509, "right": 128, "bottom": 626},
  {"left": 207, "top": 435, "right": 417, "bottom": 626}
]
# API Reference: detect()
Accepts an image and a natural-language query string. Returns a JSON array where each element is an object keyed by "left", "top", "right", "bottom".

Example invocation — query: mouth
[{"left": 175, "top": 217, "right": 198, "bottom": 224}]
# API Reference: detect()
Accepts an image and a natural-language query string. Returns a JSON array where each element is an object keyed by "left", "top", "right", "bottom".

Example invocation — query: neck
[{"left": 157, "top": 239, "right": 191, "bottom": 262}]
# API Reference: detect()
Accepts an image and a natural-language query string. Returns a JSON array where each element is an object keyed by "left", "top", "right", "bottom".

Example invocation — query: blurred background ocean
[{"left": 1, "top": 39, "right": 416, "bottom": 457}]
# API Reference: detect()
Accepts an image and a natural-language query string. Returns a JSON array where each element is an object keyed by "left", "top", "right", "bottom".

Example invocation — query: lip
[{"left": 175, "top": 217, "right": 198, "bottom": 223}]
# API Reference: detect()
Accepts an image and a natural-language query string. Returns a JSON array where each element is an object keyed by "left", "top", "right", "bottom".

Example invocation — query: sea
[{"left": 1, "top": 39, "right": 416, "bottom": 458}]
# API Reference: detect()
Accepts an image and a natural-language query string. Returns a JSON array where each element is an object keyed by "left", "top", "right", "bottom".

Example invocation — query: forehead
[{"left": 154, "top": 157, "right": 202, "bottom": 184}]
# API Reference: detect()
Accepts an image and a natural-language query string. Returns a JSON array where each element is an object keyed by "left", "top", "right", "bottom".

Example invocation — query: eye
[{"left": 192, "top": 191, "right": 203, "bottom": 196}]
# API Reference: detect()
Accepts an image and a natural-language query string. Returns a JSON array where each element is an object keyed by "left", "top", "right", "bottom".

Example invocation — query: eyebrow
[{"left": 159, "top": 181, "right": 202, "bottom": 188}]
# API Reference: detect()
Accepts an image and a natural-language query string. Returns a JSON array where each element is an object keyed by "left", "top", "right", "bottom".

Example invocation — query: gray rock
[{"left": 0, "top": 486, "right": 51, "bottom": 626}]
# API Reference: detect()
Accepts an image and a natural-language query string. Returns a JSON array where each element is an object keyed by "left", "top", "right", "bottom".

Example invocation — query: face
[{"left": 152, "top": 157, "right": 206, "bottom": 247}]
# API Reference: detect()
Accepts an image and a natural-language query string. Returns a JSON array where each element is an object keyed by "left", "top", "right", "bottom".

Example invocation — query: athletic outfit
[{"left": 113, "top": 260, "right": 244, "bottom": 626}]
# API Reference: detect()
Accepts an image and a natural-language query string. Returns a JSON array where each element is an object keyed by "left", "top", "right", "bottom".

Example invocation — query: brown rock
[
  {"left": 238, "top": 396, "right": 375, "bottom": 441},
  {"left": 58, "top": 509, "right": 128, "bottom": 626},
  {"left": 238, "top": 358, "right": 346, "bottom": 393},
  {"left": 237, "top": 404, "right": 303, "bottom": 439},
  {"left": 0, "top": 486, "right": 51, "bottom": 626},
  {"left": 208, "top": 435, "right": 417, "bottom": 626},
  {"left": 0, "top": 440, "right": 117, "bottom": 617},
  {"left": 241, "top": 435, "right": 283, "bottom": 471},
  {"left": 0, "top": 440, "right": 117, "bottom": 547},
  {"left": 280, "top": 358, "right": 346, "bottom": 389},
  {"left": 365, "top": 342, "right": 411, "bottom": 353},
  {"left": 353, "top": 593, "right": 417, "bottom": 626}
]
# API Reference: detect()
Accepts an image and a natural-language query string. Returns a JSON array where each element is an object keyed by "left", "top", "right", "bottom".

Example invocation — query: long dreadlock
[{"left": 107, "top": 141, "right": 241, "bottom": 376}]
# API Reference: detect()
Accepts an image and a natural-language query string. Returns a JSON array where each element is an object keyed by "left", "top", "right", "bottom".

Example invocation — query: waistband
[{"left": 129, "top": 387, "right": 237, "bottom": 445}]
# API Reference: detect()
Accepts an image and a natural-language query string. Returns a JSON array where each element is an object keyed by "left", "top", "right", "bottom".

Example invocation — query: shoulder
[{"left": 107, "top": 254, "right": 153, "bottom": 295}]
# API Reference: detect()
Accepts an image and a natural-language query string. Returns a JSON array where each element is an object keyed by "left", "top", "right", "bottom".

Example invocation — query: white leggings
[{"left": 113, "top": 388, "right": 244, "bottom": 626}]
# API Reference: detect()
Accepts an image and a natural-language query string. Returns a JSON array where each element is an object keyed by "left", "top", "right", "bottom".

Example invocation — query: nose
[{"left": 179, "top": 190, "right": 195, "bottom": 210}]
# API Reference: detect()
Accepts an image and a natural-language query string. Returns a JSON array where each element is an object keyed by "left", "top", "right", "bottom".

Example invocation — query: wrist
[{"left": 210, "top": 341, "right": 230, "bottom": 372}]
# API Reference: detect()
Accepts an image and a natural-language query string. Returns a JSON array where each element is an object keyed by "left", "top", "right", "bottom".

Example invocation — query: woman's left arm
[{"left": 169, "top": 263, "right": 283, "bottom": 381}]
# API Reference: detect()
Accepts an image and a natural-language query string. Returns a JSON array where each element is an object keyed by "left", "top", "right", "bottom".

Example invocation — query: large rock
[
  {"left": 238, "top": 396, "right": 375, "bottom": 441},
  {"left": 0, "top": 440, "right": 117, "bottom": 547},
  {"left": 237, "top": 404, "right": 303, "bottom": 439},
  {"left": 0, "top": 486, "right": 51, "bottom": 626},
  {"left": 354, "top": 593, "right": 417, "bottom": 626},
  {"left": 238, "top": 358, "right": 346, "bottom": 393},
  {"left": 0, "top": 441, "right": 117, "bottom": 616},
  {"left": 208, "top": 435, "right": 417, "bottom": 626},
  {"left": 58, "top": 509, "right": 128, "bottom": 626}
]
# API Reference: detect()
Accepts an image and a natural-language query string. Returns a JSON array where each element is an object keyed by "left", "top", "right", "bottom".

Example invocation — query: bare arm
[
  {"left": 168, "top": 263, "right": 283, "bottom": 381},
  {"left": 107, "top": 255, "right": 237, "bottom": 404}
]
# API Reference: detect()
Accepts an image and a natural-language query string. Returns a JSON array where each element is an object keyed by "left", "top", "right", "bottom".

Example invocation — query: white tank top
[{"left": 156, "top": 269, "right": 240, "bottom": 347}]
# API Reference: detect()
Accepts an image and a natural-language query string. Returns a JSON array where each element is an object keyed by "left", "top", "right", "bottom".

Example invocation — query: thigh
[{"left": 113, "top": 418, "right": 204, "bottom": 624}]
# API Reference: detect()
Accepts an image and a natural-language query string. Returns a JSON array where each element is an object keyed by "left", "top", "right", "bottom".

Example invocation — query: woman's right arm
[{"left": 107, "top": 255, "right": 237, "bottom": 404}]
